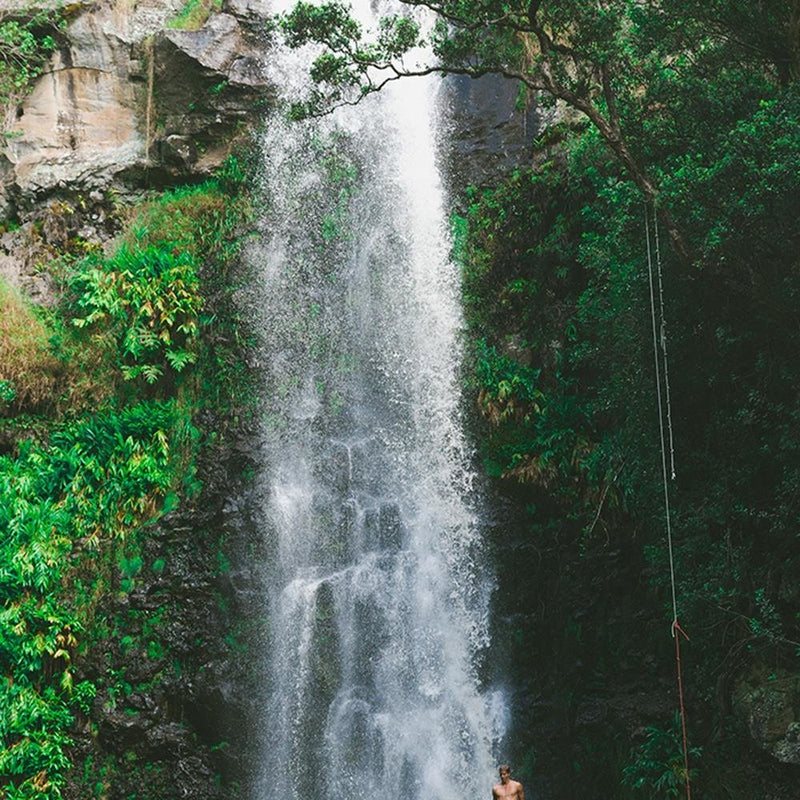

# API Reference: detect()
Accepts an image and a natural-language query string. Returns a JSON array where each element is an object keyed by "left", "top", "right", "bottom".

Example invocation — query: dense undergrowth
[
  {"left": 0, "top": 159, "right": 253, "bottom": 799},
  {"left": 456, "top": 20, "right": 800, "bottom": 800}
]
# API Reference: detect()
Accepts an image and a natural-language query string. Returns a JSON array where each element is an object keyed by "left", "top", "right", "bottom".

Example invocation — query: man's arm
[{"left": 516, "top": 782, "right": 525, "bottom": 800}]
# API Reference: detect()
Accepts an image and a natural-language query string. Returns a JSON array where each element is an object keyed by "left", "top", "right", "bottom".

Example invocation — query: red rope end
[{"left": 672, "top": 619, "right": 692, "bottom": 799}]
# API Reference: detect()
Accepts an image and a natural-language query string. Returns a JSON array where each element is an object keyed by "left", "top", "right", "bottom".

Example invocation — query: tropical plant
[
  {"left": 0, "top": 400, "right": 196, "bottom": 796},
  {"left": 622, "top": 715, "right": 701, "bottom": 798},
  {"left": 69, "top": 246, "right": 202, "bottom": 387}
]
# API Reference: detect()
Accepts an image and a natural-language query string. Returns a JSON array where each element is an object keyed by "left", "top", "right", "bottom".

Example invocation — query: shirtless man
[{"left": 492, "top": 765, "right": 524, "bottom": 800}]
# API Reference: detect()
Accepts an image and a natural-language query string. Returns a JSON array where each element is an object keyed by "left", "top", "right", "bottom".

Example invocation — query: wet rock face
[
  {"left": 1, "top": 0, "right": 273, "bottom": 217},
  {"left": 734, "top": 666, "right": 800, "bottom": 765},
  {"left": 444, "top": 74, "right": 564, "bottom": 189}
]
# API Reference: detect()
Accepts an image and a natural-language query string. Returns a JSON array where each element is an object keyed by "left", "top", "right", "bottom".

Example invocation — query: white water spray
[{"left": 252, "top": 2, "right": 507, "bottom": 797}]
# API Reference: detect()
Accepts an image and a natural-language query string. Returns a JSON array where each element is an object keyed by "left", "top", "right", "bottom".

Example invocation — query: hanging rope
[
  {"left": 644, "top": 204, "right": 692, "bottom": 799},
  {"left": 644, "top": 205, "right": 678, "bottom": 623},
  {"left": 653, "top": 217, "right": 676, "bottom": 480}
]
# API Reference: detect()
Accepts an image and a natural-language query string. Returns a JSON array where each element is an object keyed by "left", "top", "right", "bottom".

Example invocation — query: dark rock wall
[
  {"left": 64, "top": 429, "right": 267, "bottom": 799},
  {"left": 445, "top": 73, "right": 555, "bottom": 189}
]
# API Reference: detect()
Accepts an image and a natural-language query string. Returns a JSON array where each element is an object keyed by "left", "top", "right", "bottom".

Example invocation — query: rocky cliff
[
  {"left": 2, "top": 0, "right": 271, "bottom": 214},
  {"left": 1, "top": 0, "right": 273, "bottom": 309}
]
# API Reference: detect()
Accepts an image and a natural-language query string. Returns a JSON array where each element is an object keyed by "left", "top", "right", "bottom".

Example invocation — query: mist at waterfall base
[{"left": 248, "top": 10, "right": 508, "bottom": 799}]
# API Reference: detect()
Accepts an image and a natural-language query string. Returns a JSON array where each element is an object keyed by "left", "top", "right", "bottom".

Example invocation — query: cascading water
[{"left": 252, "top": 2, "right": 507, "bottom": 797}]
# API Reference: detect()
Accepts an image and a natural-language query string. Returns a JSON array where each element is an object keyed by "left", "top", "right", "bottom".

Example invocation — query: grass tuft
[
  {"left": 0, "top": 279, "right": 63, "bottom": 415},
  {"left": 165, "top": 0, "right": 223, "bottom": 31}
]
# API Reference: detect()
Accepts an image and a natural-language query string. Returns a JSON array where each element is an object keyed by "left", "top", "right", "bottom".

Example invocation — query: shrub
[
  {"left": 69, "top": 246, "right": 202, "bottom": 388},
  {"left": 0, "top": 9, "right": 63, "bottom": 111},
  {"left": 621, "top": 715, "right": 701, "bottom": 798},
  {"left": 122, "top": 177, "right": 250, "bottom": 270},
  {"left": 0, "top": 400, "right": 197, "bottom": 796}
]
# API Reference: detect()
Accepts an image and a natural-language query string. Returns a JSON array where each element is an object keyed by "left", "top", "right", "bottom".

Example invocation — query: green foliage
[
  {"left": 0, "top": 684, "right": 73, "bottom": 799},
  {"left": 0, "top": 379, "right": 16, "bottom": 403},
  {"left": 622, "top": 715, "right": 701, "bottom": 798},
  {"left": 0, "top": 6, "right": 64, "bottom": 111},
  {"left": 47, "top": 173, "right": 254, "bottom": 411},
  {"left": 0, "top": 159, "right": 254, "bottom": 797},
  {"left": 279, "top": 0, "right": 423, "bottom": 117},
  {"left": 71, "top": 681, "right": 96, "bottom": 715},
  {"left": 454, "top": 9, "right": 800, "bottom": 792},
  {"left": 0, "top": 400, "right": 196, "bottom": 796},
  {"left": 459, "top": 160, "right": 634, "bottom": 517},
  {"left": 463, "top": 87, "right": 800, "bottom": 600},
  {"left": 122, "top": 174, "right": 252, "bottom": 278}
]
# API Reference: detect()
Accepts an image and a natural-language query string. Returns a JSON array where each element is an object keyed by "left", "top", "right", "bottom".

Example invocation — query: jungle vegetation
[
  {"left": 0, "top": 159, "right": 253, "bottom": 799},
  {"left": 0, "top": 3, "right": 67, "bottom": 112}
]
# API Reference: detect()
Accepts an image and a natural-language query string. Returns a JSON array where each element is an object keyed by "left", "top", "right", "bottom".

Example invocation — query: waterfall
[{"left": 251, "top": 3, "right": 507, "bottom": 797}]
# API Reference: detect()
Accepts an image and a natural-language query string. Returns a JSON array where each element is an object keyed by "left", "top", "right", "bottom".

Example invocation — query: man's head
[{"left": 498, "top": 765, "right": 511, "bottom": 783}]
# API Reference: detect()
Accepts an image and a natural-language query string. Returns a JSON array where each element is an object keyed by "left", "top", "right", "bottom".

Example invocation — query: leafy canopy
[{"left": 279, "top": 0, "right": 800, "bottom": 262}]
